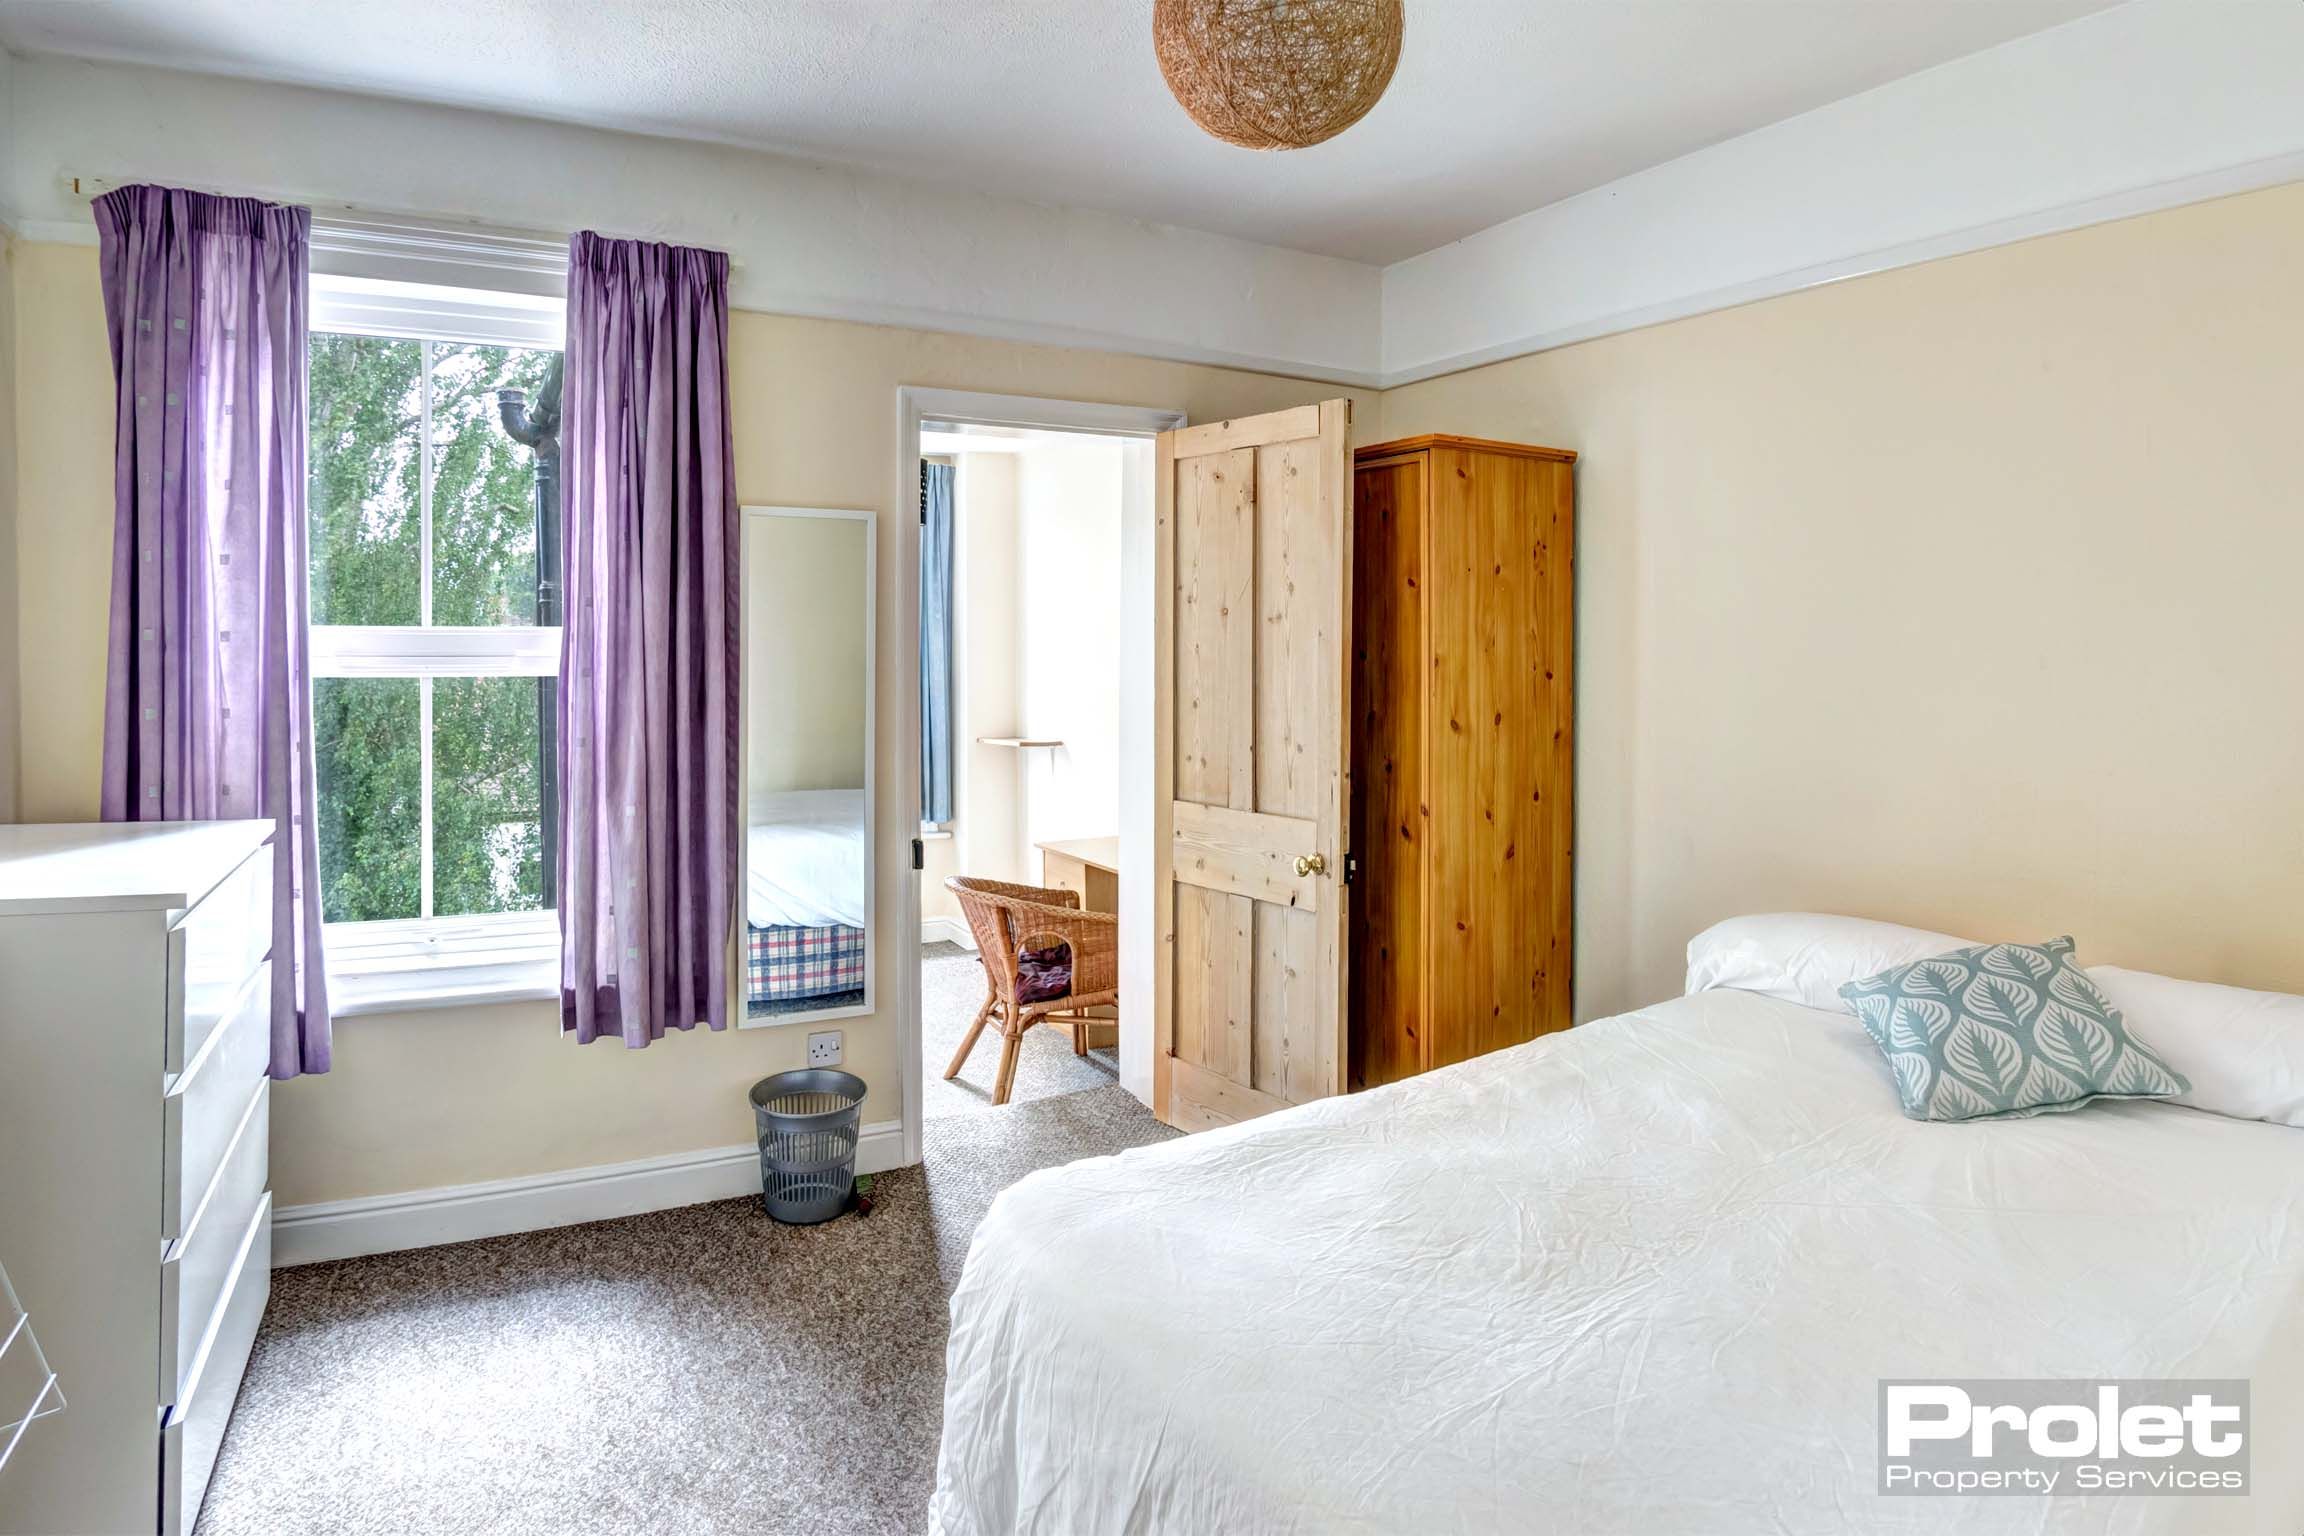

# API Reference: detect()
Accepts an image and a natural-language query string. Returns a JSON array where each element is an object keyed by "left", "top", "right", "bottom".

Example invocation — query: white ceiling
[{"left": 0, "top": 0, "right": 2121, "bottom": 265}]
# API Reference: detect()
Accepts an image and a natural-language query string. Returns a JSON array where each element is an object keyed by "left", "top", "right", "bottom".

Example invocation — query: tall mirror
[{"left": 740, "top": 506, "right": 875, "bottom": 1025}]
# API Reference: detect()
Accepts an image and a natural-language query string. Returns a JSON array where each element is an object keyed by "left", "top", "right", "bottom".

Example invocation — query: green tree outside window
[{"left": 308, "top": 333, "right": 559, "bottom": 925}]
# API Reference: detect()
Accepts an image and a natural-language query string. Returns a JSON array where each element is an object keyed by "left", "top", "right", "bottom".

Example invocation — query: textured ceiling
[{"left": 0, "top": 0, "right": 2120, "bottom": 264}]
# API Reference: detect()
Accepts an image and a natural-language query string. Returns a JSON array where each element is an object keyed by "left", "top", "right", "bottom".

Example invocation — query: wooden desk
[
  {"left": 1036, "top": 836, "right": 1119, "bottom": 1045},
  {"left": 1037, "top": 836, "right": 1119, "bottom": 914}
]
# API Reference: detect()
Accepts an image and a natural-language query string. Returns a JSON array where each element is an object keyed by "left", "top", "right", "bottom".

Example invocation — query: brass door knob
[{"left": 1294, "top": 852, "right": 1328, "bottom": 878}]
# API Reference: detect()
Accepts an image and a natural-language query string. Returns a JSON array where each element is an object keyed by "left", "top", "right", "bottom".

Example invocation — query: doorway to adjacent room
[{"left": 895, "top": 391, "right": 1179, "bottom": 1156}]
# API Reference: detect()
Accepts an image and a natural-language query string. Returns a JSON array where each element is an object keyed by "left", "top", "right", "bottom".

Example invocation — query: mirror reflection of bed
[{"left": 744, "top": 508, "right": 873, "bottom": 1023}]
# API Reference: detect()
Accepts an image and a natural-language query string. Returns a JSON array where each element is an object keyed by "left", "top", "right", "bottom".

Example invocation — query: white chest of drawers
[{"left": 0, "top": 821, "right": 276, "bottom": 1536}]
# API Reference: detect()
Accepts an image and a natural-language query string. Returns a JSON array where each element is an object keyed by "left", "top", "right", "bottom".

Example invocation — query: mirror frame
[{"left": 736, "top": 504, "right": 878, "bottom": 1030}]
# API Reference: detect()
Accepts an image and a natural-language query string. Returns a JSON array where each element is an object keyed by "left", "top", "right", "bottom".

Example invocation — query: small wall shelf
[{"left": 976, "top": 737, "right": 1063, "bottom": 750}]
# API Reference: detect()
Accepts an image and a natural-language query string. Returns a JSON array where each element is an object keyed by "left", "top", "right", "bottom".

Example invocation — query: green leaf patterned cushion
[{"left": 1838, "top": 937, "right": 2190, "bottom": 1122}]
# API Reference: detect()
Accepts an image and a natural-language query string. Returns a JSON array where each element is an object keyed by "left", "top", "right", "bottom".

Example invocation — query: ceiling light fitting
[{"left": 1153, "top": 0, "right": 1406, "bottom": 152}]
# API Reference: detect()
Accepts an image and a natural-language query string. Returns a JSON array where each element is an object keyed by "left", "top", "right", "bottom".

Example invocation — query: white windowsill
[
  {"left": 326, "top": 914, "right": 560, "bottom": 1018},
  {"left": 331, "top": 960, "right": 558, "bottom": 1018}
]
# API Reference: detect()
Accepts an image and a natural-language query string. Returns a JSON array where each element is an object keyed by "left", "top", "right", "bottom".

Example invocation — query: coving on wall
[
  {"left": 1382, "top": 0, "right": 2304, "bottom": 382},
  {"left": 11, "top": 3, "right": 2304, "bottom": 392},
  {"left": 0, "top": 53, "right": 1384, "bottom": 386}
]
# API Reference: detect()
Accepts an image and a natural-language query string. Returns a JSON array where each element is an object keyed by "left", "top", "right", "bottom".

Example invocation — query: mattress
[
  {"left": 746, "top": 788, "right": 866, "bottom": 930},
  {"left": 744, "top": 921, "right": 864, "bottom": 1009},
  {"left": 932, "top": 987, "right": 2304, "bottom": 1534}
]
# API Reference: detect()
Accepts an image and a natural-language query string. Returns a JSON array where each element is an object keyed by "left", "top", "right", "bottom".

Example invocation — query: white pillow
[
  {"left": 2086, "top": 966, "right": 2304, "bottom": 1129},
  {"left": 1685, "top": 913, "right": 1978, "bottom": 1012}
]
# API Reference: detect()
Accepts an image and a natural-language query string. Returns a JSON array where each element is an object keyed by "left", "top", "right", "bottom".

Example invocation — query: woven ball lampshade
[{"left": 1153, "top": 0, "right": 1406, "bottom": 151}]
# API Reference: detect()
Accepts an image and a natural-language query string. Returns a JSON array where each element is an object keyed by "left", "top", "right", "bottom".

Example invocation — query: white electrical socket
[{"left": 807, "top": 1030, "right": 843, "bottom": 1068}]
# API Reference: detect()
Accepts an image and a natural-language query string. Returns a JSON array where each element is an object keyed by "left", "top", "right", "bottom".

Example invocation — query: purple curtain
[
  {"left": 96, "top": 185, "right": 331, "bottom": 1078},
  {"left": 558, "top": 232, "right": 740, "bottom": 1047}
]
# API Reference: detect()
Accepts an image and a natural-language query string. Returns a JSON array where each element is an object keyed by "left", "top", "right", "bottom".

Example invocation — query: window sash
[
  {"left": 310, "top": 627, "right": 558, "bottom": 923},
  {"left": 311, "top": 268, "right": 565, "bottom": 352},
  {"left": 309, "top": 624, "right": 561, "bottom": 678},
  {"left": 328, "top": 909, "right": 558, "bottom": 964},
  {"left": 325, "top": 908, "right": 560, "bottom": 1017},
  {"left": 308, "top": 313, "right": 566, "bottom": 952}
]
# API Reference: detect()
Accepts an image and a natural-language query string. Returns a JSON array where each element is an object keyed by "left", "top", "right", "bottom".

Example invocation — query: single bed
[
  {"left": 745, "top": 788, "right": 866, "bottom": 1015},
  {"left": 932, "top": 980, "right": 2304, "bottom": 1532}
]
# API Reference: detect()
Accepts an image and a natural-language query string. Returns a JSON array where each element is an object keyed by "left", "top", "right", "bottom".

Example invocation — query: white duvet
[
  {"left": 932, "top": 988, "right": 2304, "bottom": 1534},
  {"left": 745, "top": 788, "right": 866, "bottom": 930}
]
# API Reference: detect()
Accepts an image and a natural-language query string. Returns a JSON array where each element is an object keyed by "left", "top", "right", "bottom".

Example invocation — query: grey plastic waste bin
[{"left": 749, "top": 1069, "right": 866, "bottom": 1224}]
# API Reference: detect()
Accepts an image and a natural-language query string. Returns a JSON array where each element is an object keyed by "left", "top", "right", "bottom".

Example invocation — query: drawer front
[
  {"left": 167, "top": 843, "right": 273, "bottom": 1077},
  {"left": 161, "top": 1192, "right": 271, "bottom": 1536},
  {"left": 160, "top": 1077, "right": 268, "bottom": 1408},
  {"left": 163, "top": 961, "right": 273, "bottom": 1244}
]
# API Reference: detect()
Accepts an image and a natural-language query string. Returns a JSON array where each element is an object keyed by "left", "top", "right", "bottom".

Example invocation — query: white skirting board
[
  {"left": 272, "top": 1119, "right": 908, "bottom": 1267},
  {"left": 922, "top": 915, "right": 976, "bottom": 950}
]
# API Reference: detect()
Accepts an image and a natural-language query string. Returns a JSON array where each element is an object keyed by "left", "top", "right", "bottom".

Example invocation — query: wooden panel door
[{"left": 1154, "top": 401, "right": 1352, "bottom": 1132}]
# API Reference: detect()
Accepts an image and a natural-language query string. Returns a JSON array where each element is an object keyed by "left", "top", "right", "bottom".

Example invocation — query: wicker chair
[{"left": 943, "top": 876, "right": 1119, "bottom": 1106}]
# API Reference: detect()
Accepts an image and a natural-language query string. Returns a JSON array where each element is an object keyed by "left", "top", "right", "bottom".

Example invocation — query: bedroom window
[{"left": 306, "top": 270, "right": 567, "bottom": 1009}]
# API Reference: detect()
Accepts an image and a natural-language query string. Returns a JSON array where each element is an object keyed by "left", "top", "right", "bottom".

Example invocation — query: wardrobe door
[
  {"left": 1347, "top": 450, "right": 1427, "bottom": 1090},
  {"left": 1424, "top": 447, "right": 1576, "bottom": 1064}
]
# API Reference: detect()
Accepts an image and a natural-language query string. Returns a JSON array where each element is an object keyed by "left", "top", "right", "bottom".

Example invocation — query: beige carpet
[
  {"left": 919, "top": 940, "right": 1119, "bottom": 1115},
  {"left": 198, "top": 951, "right": 1176, "bottom": 1536}
]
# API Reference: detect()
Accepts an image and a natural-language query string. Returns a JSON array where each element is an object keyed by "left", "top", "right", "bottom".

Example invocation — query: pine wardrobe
[
  {"left": 1150, "top": 409, "right": 1574, "bottom": 1134},
  {"left": 1346, "top": 434, "right": 1576, "bottom": 1090}
]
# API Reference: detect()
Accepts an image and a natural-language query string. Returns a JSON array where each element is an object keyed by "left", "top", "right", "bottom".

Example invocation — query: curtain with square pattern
[
  {"left": 96, "top": 184, "right": 332, "bottom": 1079},
  {"left": 557, "top": 231, "right": 741, "bottom": 1047}
]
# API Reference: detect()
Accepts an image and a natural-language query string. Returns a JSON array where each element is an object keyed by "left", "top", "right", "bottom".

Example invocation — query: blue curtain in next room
[{"left": 920, "top": 461, "right": 956, "bottom": 825}]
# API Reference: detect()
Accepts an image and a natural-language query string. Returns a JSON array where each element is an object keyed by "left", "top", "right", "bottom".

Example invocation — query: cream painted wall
[
  {"left": 0, "top": 230, "right": 18, "bottom": 821},
  {"left": 20, "top": 181, "right": 2298, "bottom": 1207},
  {"left": 952, "top": 452, "right": 1022, "bottom": 892},
  {"left": 924, "top": 436, "right": 1128, "bottom": 920},
  {"left": 744, "top": 513, "right": 869, "bottom": 804},
  {"left": 1381, "top": 179, "right": 2304, "bottom": 1018},
  {"left": 0, "top": 45, "right": 14, "bottom": 816},
  {"left": 920, "top": 834, "right": 960, "bottom": 929},
  {"left": 7, "top": 237, "right": 1370, "bottom": 1205},
  {"left": 11, "top": 241, "right": 108, "bottom": 825},
  {"left": 1015, "top": 434, "right": 1125, "bottom": 866}
]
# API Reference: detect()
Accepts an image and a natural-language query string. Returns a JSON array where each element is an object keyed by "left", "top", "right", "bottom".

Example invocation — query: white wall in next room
[{"left": 1012, "top": 433, "right": 1126, "bottom": 869}]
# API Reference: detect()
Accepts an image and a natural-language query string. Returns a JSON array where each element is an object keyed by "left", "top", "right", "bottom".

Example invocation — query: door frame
[{"left": 894, "top": 389, "right": 1186, "bottom": 1169}]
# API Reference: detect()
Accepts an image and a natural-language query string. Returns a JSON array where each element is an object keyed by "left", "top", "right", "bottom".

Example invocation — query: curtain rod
[{"left": 58, "top": 175, "right": 742, "bottom": 269}]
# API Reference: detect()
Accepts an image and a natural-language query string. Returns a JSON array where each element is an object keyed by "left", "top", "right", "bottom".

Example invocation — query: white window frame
[{"left": 310, "top": 264, "right": 567, "bottom": 1016}]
